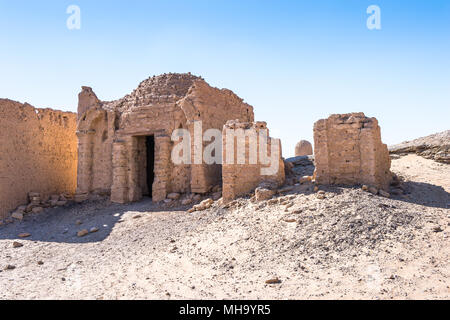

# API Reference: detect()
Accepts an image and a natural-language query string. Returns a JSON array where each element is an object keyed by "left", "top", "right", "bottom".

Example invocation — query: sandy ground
[{"left": 0, "top": 154, "right": 449, "bottom": 299}]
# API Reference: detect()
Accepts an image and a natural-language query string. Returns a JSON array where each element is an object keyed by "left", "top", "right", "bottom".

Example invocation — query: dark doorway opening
[{"left": 146, "top": 135, "right": 155, "bottom": 197}]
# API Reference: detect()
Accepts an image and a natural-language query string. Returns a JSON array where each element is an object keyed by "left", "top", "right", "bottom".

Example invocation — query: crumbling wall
[
  {"left": 0, "top": 99, "right": 77, "bottom": 218},
  {"left": 222, "top": 121, "right": 285, "bottom": 202},
  {"left": 178, "top": 79, "right": 254, "bottom": 193},
  {"left": 313, "top": 113, "right": 391, "bottom": 191}
]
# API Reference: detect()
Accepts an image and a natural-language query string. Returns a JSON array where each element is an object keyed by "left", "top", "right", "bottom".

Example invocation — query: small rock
[
  {"left": 299, "top": 176, "right": 312, "bottom": 184},
  {"left": 187, "top": 208, "right": 196, "bottom": 213},
  {"left": 37, "top": 261, "right": 44, "bottom": 265},
  {"left": 167, "top": 193, "right": 181, "bottom": 200},
  {"left": 379, "top": 190, "right": 390, "bottom": 198},
  {"left": 362, "top": 185, "right": 369, "bottom": 191},
  {"left": 77, "top": 229, "right": 89, "bottom": 237},
  {"left": 76, "top": 220, "right": 82, "bottom": 225},
  {"left": 56, "top": 201, "right": 67, "bottom": 206},
  {"left": 433, "top": 226, "right": 443, "bottom": 233},
  {"left": 4, "top": 265, "right": 16, "bottom": 270},
  {"left": 255, "top": 188, "right": 274, "bottom": 201},
  {"left": 265, "top": 278, "right": 282, "bottom": 284},
  {"left": 368, "top": 186, "right": 378, "bottom": 195},
  {"left": 133, "top": 215, "right": 142, "bottom": 219},
  {"left": 316, "top": 193, "right": 325, "bottom": 200},
  {"left": 13, "top": 241, "right": 23, "bottom": 248},
  {"left": 314, "top": 186, "right": 319, "bottom": 192},
  {"left": 11, "top": 212, "right": 24, "bottom": 221},
  {"left": 32, "top": 207, "right": 44, "bottom": 214},
  {"left": 18, "top": 233, "right": 31, "bottom": 238},
  {"left": 181, "top": 198, "right": 192, "bottom": 206},
  {"left": 163, "top": 199, "right": 173, "bottom": 204},
  {"left": 283, "top": 219, "right": 296, "bottom": 223},
  {"left": 90, "top": 227, "right": 99, "bottom": 233}
]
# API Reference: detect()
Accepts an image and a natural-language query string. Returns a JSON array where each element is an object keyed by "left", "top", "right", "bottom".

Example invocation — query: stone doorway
[{"left": 145, "top": 135, "right": 155, "bottom": 198}]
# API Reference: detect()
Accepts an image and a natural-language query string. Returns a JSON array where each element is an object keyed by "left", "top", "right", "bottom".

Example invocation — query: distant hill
[{"left": 389, "top": 130, "right": 449, "bottom": 164}]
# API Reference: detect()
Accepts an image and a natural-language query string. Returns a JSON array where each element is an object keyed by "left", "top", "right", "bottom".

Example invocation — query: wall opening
[{"left": 146, "top": 135, "right": 155, "bottom": 198}]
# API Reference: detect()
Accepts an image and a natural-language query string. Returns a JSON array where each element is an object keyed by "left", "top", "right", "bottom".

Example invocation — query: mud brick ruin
[
  {"left": 313, "top": 113, "right": 392, "bottom": 191},
  {"left": 75, "top": 73, "right": 255, "bottom": 203},
  {"left": 222, "top": 120, "right": 285, "bottom": 202},
  {"left": 1, "top": 73, "right": 394, "bottom": 220},
  {"left": 0, "top": 99, "right": 77, "bottom": 218}
]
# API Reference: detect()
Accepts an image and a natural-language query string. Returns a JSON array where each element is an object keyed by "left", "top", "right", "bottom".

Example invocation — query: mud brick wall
[
  {"left": 0, "top": 99, "right": 77, "bottom": 218},
  {"left": 313, "top": 113, "right": 391, "bottom": 191},
  {"left": 222, "top": 120, "right": 285, "bottom": 202}
]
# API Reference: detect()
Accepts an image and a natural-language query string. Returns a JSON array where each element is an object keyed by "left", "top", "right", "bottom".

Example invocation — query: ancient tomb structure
[
  {"left": 0, "top": 99, "right": 77, "bottom": 218},
  {"left": 76, "top": 73, "right": 254, "bottom": 203},
  {"left": 222, "top": 120, "right": 285, "bottom": 202},
  {"left": 295, "top": 140, "right": 313, "bottom": 156},
  {"left": 313, "top": 113, "right": 392, "bottom": 191}
]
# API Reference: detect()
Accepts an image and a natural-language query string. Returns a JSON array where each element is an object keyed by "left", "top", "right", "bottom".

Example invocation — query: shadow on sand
[{"left": 0, "top": 197, "right": 189, "bottom": 244}]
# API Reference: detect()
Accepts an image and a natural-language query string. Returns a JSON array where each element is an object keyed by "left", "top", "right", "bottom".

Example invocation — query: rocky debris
[
  {"left": 8, "top": 192, "right": 73, "bottom": 221},
  {"left": 379, "top": 190, "right": 390, "bottom": 198},
  {"left": 265, "top": 278, "right": 282, "bottom": 284},
  {"left": 90, "top": 227, "right": 99, "bottom": 233},
  {"left": 31, "top": 207, "right": 44, "bottom": 214},
  {"left": 13, "top": 241, "right": 23, "bottom": 248},
  {"left": 37, "top": 261, "right": 44, "bottom": 265},
  {"left": 77, "top": 229, "right": 89, "bottom": 237},
  {"left": 192, "top": 198, "right": 214, "bottom": 212},
  {"left": 389, "top": 130, "right": 449, "bottom": 164},
  {"left": 181, "top": 198, "right": 193, "bottom": 206},
  {"left": 167, "top": 193, "right": 181, "bottom": 200},
  {"left": 255, "top": 188, "right": 275, "bottom": 201},
  {"left": 4, "top": 265, "right": 16, "bottom": 271},
  {"left": 285, "top": 155, "right": 315, "bottom": 167},
  {"left": 11, "top": 212, "right": 24, "bottom": 221},
  {"left": 299, "top": 176, "right": 312, "bottom": 184},
  {"left": 19, "top": 232, "right": 31, "bottom": 238},
  {"left": 295, "top": 140, "right": 313, "bottom": 157}
]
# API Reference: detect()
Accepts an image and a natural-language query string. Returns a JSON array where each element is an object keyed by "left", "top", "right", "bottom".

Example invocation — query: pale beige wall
[{"left": 0, "top": 99, "right": 77, "bottom": 218}]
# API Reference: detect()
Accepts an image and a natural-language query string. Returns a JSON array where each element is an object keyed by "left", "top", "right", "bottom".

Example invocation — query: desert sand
[{"left": 0, "top": 154, "right": 448, "bottom": 299}]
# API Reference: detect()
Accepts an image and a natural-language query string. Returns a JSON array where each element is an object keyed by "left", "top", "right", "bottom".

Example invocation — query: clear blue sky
[{"left": 1, "top": 0, "right": 449, "bottom": 157}]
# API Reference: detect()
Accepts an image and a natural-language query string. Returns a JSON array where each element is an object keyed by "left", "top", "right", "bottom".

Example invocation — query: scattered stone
[
  {"left": 76, "top": 220, "right": 82, "bottom": 225},
  {"left": 283, "top": 219, "right": 296, "bottom": 223},
  {"left": 13, "top": 241, "right": 23, "bottom": 248},
  {"left": 167, "top": 193, "right": 181, "bottom": 200},
  {"left": 379, "top": 190, "right": 390, "bottom": 198},
  {"left": 299, "top": 176, "right": 312, "bottom": 184},
  {"left": 255, "top": 188, "right": 274, "bottom": 201},
  {"left": 362, "top": 185, "right": 369, "bottom": 192},
  {"left": 433, "top": 226, "right": 443, "bottom": 233},
  {"left": 11, "top": 211, "right": 24, "bottom": 220},
  {"left": 164, "top": 199, "right": 173, "bottom": 204},
  {"left": 181, "top": 198, "right": 193, "bottom": 206},
  {"left": 77, "top": 229, "right": 89, "bottom": 237},
  {"left": 18, "top": 233, "right": 31, "bottom": 238},
  {"left": 187, "top": 208, "right": 196, "bottom": 214},
  {"left": 368, "top": 186, "right": 378, "bottom": 195},
  {"left": 133, "top": 214, "right": 141, "bottom": 219},
  {"left": 37, "top": 261, "right": 44, "bottom": 265},
  {"left": 32, "top": 206, "right": 44, "bottom": 214},
  {"left": 4, "top": 265, "right": 16, "bottom": 271},
  {"left": 265, "top": 278, "right": 282, "bottom": 284},
  {"left": 90, "top": 227, "right": 99, "bottom": 233}
]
